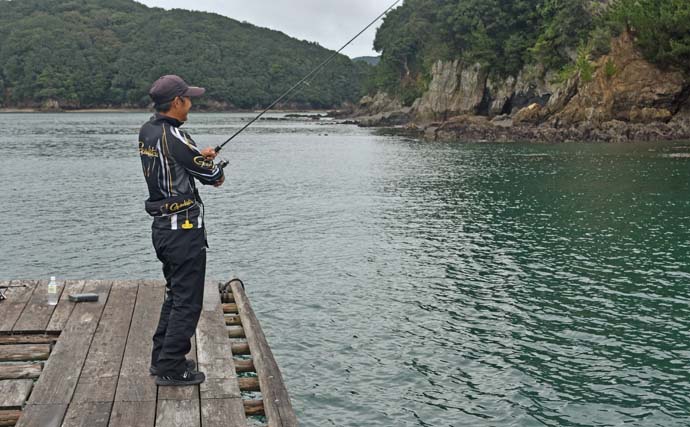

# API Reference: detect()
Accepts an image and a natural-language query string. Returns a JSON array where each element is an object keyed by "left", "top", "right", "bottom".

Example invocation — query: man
[{"left": 138, "top": 75, "right": 225, "bottom": 386}]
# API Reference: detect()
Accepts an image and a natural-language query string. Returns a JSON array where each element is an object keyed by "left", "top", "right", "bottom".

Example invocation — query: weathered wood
[
  {"left": 234, "top": 359, "right": 256, "bottom": 373},
  {"left": 15, "top": 404, "right": 67, "bottom": 427},
  {"left": 221, "top": 291, "right": 235, "bottom": 303},
  {"left": 243, "top": 400, "right": 265, "bottom": 416},
  {"left": 114, "top": 281, "right": 163, "bottom": 403},
  {"left": 0, "top": 335, "right": 56, "bottom": 345},
  {"left": 26, "top": 281, "right": 111, "bottom": 407},
  {"left": 227, "top": 327, "right": 246, "bottom": 339},
  {"left": 13, "top": 280, "right": 61, "bottom": 332},
  {"left": 155, "top": 399, "right": 200, "bottom": 427},
  {"left": 0, "top": 410, "right": 21, "bottom": 427},
  {"left": 0, "top": 380, "right": 33, "bottom": 407},
  {"left": 0, "top": 363, "right": 42, "bottom": 380},
  {"left": 222, "top": 304, "right": 238, "bottom": 314},
  {"left": 108, "top": 401, "right": 155, "bottom": 427},
  {"left": 197, "top": 281, "right": 242, "bottom": 397},
  {"left": 225, "top": 315, "right": 242, "bottom": 326},
  {"left": 46, "top": 280, "right": 86, "bottom": 333},
  {"left": 61, "top": 402, "right": 112, "bottom": 427},
  {"left": 70, "top": 281, "right": 138, "bottom": 406},
  {"left": 200, "top": 398, "right": 246, "bottom": 427},
  {"left": 231, "top": 280, "right": 297, "bottom": 427},
  {"left": 0, "top": 345, "right": 50, "bottom": 362},
  {"left": 194, "top": 281, "right": 246, "bottom": 426},
  {"left": 239, "top": 377, "right": 261, "bottom": 392},
  {"left": 0, "top": 281, "right": 37, "bottom": 332},
  {"left": 231, "top": 342, "right": 251, "bottom": 356}
]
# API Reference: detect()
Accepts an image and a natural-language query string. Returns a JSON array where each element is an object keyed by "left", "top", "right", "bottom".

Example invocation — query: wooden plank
[
  {"left": 15, "top": 404, "right": 67, "bottom": 427},
  {"left": 114, "top": 280, "right": 164, "bottom": 403},
  {"left": 25, "top": 281, "right": 111, "bottom": 406},
  {"left": 13, "top": 280, "right": 61, "bottom": 332},
  {"left": 0, "top": 380, "right": 33, "bottom": 407},
  {"left": 46, "top": 280, "right": 86, "bottom": 333},
  {"left": 61, "top": 402, "right": 112, "bottom": 427},
  {"left": 0, "top": 281, "right": 37, "bottom": 332},
  {"left": 71, "top": 281, "right": 138, "bottom": 405},
  {"left": 0, "top": 410, "right": 22, "bottom": 427},
  {"left": 196, "top": 281, "right": 241, "bottom": 400},
  {"left": 0, "top": 363, "right": 42, "bottom": 380},
  {"left": 0, "top": 335, "right": 56, "bottom": 345},
  {"left": 0, "top": 345, "right": 50, "bottom": 362},
  {"left": 108, "top": 401, "right": 155, "bottom": 427},
  {"left": 200, "top": 398, "right": 246, "bottom": 427},
  {"left": 231, "top": 343, "right": 250, "bottom": 356},
  {"left": 230, "top": 280, "right": 297, "bottom": 427},
  {"left": 155, "top": 400, "right": 200, "bottom": 427}
]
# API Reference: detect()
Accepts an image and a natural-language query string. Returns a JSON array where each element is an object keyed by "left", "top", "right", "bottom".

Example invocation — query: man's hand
[
  {"left": 200, "top": 147, "right": 217, "bottom": 160},
  {"left": 214, "top": 176, "right": 225, "bottom": 187}
]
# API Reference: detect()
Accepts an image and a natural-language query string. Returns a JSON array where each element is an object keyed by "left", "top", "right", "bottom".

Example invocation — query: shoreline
[{"left": 0, "top": 107, "right": 335, "bottom": 114}]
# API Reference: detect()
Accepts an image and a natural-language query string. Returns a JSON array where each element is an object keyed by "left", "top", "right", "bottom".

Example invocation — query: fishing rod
[{"left": 215, "top": 0, "right": 401, "bottom": 167}]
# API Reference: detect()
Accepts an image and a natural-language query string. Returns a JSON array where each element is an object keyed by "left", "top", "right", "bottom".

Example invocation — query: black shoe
[
  {"left": 149, "top": 359, "right": 196, "bottom": 376},
  {"left": 155, "top": 369, "right": 206, "bottom": 386}
]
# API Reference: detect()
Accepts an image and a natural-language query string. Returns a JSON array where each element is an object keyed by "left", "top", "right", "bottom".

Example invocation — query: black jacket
[{"left": 139, "top": 114, "right": 224, "bottom": 230}]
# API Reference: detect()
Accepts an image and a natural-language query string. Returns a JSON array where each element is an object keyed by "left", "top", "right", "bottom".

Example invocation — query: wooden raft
[{"left": 0, "top": 279, "right": 297, "bottom": 427}]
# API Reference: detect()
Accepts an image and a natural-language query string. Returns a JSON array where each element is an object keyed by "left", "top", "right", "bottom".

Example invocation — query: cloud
[{"left": 136, "top": 0, "right": 398, "bottom": 57}]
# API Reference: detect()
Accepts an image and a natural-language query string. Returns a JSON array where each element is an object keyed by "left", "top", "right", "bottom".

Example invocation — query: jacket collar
[{"left": 153, "top": 113, "right": 184, "bottom": 127}]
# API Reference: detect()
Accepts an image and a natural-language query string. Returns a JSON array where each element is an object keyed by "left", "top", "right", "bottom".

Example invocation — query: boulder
[{"left": 357, "top": 92, "right": 402, "bottom": 116}]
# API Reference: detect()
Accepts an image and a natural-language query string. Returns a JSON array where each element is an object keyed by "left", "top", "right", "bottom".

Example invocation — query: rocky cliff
[{"left": 353, "top": 33, "right": 690, "bottom": 142}]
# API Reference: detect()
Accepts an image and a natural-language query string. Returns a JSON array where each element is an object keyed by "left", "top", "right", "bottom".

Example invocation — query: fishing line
[{"left": 214, "top": 0, "right": 401, "bottom": 166}]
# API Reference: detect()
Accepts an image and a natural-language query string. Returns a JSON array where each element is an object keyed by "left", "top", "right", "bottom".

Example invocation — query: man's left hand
[{"left": 201, "top": 147, "right": 217, "bottom": 160}]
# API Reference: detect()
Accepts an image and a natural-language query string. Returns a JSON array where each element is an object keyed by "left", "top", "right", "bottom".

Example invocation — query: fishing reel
[{"left": 218, "top": 158, "right": 230, "bottom": 169}]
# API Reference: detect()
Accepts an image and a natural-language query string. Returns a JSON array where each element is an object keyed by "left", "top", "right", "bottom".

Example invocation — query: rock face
[
  {"left": 413, "top": 60, "right": 487, "bottom": 122},
  {"left": 357, "top": 92, "right": 403, "bottom": 116},
  {"left": 352, "top": 32, "right": 690, "bottom": 142},
  {"left": 554, "top": 32, "right": 687, "bottom": 126}
]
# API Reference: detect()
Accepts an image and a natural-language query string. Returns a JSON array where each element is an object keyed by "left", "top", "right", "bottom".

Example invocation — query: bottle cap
[{"left": 50, "top": 276, "right": 56, "bottom": 281}]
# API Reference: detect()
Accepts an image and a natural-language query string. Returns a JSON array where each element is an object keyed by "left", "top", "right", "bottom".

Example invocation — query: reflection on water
[{"left": 1, "top": 112, "right": 689, "bottom": 426}]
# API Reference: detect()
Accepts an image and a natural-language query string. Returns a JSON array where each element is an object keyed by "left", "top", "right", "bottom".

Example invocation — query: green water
[{"left": 1, "top": 113, "right": 689, "bottom": 426}]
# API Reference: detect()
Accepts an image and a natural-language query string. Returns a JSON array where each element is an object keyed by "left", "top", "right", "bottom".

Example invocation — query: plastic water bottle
[{"left": 48, "top": 276, "right": 59, "bottom": 305}]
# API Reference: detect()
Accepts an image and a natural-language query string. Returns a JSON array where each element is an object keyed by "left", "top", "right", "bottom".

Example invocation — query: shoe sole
[
  {"left": 150, "top": 360, "right": 196, "bottom": 376},
  {"left": 155, "top": 377, "right": 205, "bottom": 386}
]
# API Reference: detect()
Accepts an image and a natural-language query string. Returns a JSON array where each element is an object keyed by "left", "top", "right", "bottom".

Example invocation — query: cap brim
[{"left": 183, "top": 86, "right": 206, "bottom": 97}]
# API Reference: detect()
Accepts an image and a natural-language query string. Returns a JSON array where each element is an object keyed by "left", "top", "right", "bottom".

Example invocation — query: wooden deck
[{"left": 0, "top": 279, "right": 297, "bottom": 427}]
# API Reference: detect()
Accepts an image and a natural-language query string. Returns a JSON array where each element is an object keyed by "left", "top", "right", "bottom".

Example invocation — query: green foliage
[
  {"left": 0, "top": 0, "right": 367, "bottom": 108},
  {"left": 608, "top": 0, "right": 690, "bottom": 70},
  {"left": 369, "top": 0, "right": 690, "bottom": 100},
  {"left": 575, "top": 44, "right": 595, "bottom": 83},
  {"left": 604, "top": 58, "right": 617, "bottom": 79}
]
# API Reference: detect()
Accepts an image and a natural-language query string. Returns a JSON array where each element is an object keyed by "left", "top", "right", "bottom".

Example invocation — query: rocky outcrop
[
  {"left": 413, "top": 60, "right": 487, "bottom": 122},
  {"left": 554, "top": 32, "right": 687, "bottom": 126},
  {"left": 357, "top": 92, "right": 403, "bottom": 116},
  {"left": 351, "top": 32, "right": 690, "bottom": 143}
]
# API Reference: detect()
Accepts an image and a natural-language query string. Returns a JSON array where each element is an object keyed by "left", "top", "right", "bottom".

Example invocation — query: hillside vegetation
[
  {"left": 370, "top": 0, "right": 690, "bottom": 104},
  {"left": 0, "top": 0, "right": 370, "bottom": 109}
]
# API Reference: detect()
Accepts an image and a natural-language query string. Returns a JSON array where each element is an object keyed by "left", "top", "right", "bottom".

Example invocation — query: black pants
[{"left": 150, "top": 226, "right": 206, "bottom": 375}]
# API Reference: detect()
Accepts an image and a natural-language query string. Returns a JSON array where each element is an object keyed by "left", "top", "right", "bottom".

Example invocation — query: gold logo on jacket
[
  {"left": 193, "top": 156, "right": 214, "bottom": 169},
  {"left": 139, "top": 142, "right": 159, "bottom": 158},
  {"left": 164, "top": 199, "right": 194, "bottom": 213}
]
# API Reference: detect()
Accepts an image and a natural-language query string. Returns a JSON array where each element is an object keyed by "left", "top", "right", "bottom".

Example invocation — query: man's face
[{"left": 175, "top": 96, "right": 192, "bottom": 122}]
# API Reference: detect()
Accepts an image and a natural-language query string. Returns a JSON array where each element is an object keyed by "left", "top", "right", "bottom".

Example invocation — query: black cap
[{"left": 149, "top": 75, "right": 205, "bottom": 105}]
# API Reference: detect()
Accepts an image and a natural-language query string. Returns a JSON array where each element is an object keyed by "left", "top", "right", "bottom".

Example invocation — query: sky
[{"left": 135, "top": 0, "right": 400, "bottom": 58}]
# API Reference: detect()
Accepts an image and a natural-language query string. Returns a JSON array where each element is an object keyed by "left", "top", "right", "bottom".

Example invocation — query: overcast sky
[{"left": 135, "top": 0, "right": 399, "bottom": 58}]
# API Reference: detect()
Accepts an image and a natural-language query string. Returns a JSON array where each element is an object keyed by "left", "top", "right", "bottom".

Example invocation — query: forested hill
[
  {"left": 369, "top": 0, "right": 690, "bottom": 104},
  {"left": 0, "top": 0, "right": 370, "bottom": 109}
]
